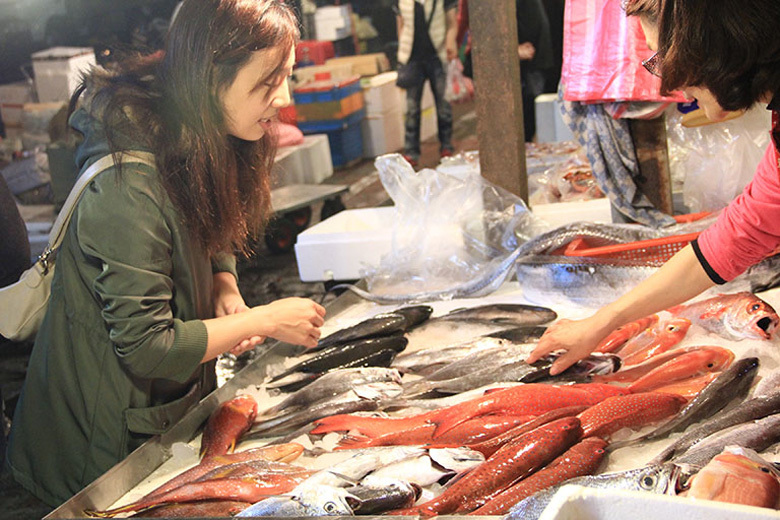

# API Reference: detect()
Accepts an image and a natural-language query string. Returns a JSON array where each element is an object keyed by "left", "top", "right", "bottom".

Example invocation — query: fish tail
[{"left": 83, "top": 502, "right": 150, "bottom": 518}]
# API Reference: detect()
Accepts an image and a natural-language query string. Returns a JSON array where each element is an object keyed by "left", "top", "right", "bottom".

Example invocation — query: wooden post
[
  {"left": 630, "top": 117, "right": 673, "bottom": 215},
  {"left": 469, "top": 0, "right": 527, "bottom": 202}
]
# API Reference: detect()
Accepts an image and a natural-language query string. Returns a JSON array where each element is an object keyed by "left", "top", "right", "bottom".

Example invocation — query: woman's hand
[
  {"left": 254, "top": 297, "right": 326, "bottom": 349},
  {"left": 526, "top": 314, "right": 616, "bottom": 375},
  {"left": 212, "top": 272, "right": 265, "bottom": 355},
  {"left": 517, "top": 41, "right": 536, "bottom": 61}
]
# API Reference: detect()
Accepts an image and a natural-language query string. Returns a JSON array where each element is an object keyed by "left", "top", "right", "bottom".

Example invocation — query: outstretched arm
[{"left": 526, "top": 244, "right": 714, "bottom": 374}]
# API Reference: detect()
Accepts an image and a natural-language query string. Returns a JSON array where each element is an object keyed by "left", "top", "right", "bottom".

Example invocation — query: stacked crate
[{"left": 293, "top": 75, "right": 365, "bottom": 168}]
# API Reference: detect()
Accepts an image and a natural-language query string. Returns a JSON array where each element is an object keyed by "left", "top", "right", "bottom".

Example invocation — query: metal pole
[{"left": 469, "top": 0, "right": 527, "bottom": 201}]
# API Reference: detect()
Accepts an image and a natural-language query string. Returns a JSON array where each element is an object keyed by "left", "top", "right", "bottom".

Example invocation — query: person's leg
[
  {"left": 403, "top": 62, "right": 426, "bottom": 164},
  {"left": 427, "top": 57, "right": 454, "bottom": 155}
]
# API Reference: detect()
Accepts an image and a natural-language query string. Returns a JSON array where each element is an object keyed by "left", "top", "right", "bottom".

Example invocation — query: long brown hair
[{"left": 76, "top": 0, "right": 299, "bottom": 256}]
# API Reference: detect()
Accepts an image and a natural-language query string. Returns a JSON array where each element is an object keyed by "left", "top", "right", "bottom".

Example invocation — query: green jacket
[{"left": 6, "top": 107, "right": 236, "bottom": 506}]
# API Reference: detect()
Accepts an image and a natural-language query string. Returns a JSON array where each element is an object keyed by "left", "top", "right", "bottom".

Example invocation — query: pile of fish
[{"left": 86, "top": 293, "right": 780, "bottom": 517}]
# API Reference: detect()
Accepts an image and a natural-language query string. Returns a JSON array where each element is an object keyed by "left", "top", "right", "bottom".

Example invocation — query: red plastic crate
[
  {"left": 563, "top": 232, "right": 701, "bottom": 265},
  {"left": 296, "top": 40, "right": 335, "bottom": 66}
]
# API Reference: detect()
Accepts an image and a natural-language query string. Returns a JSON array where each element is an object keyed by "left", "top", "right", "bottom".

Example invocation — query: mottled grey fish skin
[
  {"left": 309, "top": 315, "right": 408, "bottom": 353},
  {"left": 269, "top": 336, "right": 408, "bottom": 382},
  {"left": 437, "top": 303, "right": 557, "bottom": 326},
  {"left": 610, "top": 357, "right": 759, "bottom": 450},
  {"left": 261, "top": 368, "right": 402, "bottom": 417},
  {"left": 392, "top": 327, "right": 545, "bottom": 375},
  {"left": 409, "top": 342, "right": 534, "bottom": 383},
  {"left": 672, "top": 413, "right": 780, "bottom": 468},
  {"left": 346, "top": 480, "right": 419, "bottom": 514},
  {"left": 236, "top": 486, "right": 357, "bottom": 517},
  {"left": 506, "top": 464, "right": 682, "bottom": 520},
  {"left": 390, "top": 305, "right": 434, "bottom": 330},
  {"left": 652, "top": 389, "right": 780, "bottom": 464}
]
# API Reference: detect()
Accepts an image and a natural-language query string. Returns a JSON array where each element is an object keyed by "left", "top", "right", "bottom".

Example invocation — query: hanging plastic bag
[
  {"left": 444, "top": 59, "right": 474, "bottom": 104},
  {"left": 355, "top": 153, "right": 549, "bottom": 303},
  {"left": 666, "top": 104, "right": 771, "bottom": 212}
]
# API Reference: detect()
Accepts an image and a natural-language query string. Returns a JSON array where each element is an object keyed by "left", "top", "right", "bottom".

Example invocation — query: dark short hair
[{"left": 656, "top": 0, "right": 780, "bottom": 110}]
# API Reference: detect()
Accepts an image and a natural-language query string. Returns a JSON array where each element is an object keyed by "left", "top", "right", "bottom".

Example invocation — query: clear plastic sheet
[
  {"left": 666, "top": 104, "right": 771, "bottom": 212},
  {"left": 361, "top": 153, "right": 550, "bottom": 302}
]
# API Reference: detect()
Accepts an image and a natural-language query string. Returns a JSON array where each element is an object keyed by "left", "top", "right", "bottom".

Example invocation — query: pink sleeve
[{"left": 696, "top": 142, "right": 780, "bottom": 282}]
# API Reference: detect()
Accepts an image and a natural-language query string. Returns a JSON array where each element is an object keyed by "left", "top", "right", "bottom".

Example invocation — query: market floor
[{"left": 0, "top": 100, "right": 478, "bottom": 519}]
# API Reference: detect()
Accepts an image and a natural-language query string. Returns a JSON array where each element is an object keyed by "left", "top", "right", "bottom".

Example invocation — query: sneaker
[
  {"left": 402, "top": 154, "right": 419, "bottom": 168},
  {"left": 440, "top": 148, "right": 454, "bottom": 159}
]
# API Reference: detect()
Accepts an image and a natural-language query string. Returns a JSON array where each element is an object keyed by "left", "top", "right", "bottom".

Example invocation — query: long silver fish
[
  {"left": 673, "top": 413, "right": 780, "bottom": 468},
  {"left": 236, "top": 485, "right": 358, "bottom": 517},
  {"left": 651, "top": 388, "right": 780, "bottom": 463},
  {"left": 435, "top": 303, "right": 557, "bottom": 326},
  {"left": 392, "top": 326, "right": 546, "bottom": 375},
  {"left": 609, "top": 357, "right": 759, "bottom": 450},
  {"left": 259, "top": 367, "right": 402, "bottom": 417},
  {"left": 361, "top": 447, "right": 485, "bottom": 487},
  {"left": 346, "top": 479, "right": 420, "bottom": 514},
  {"left": 506, "top": 463, "right": 689, "bottom": 520},
  {"left": 302, "top": 446, "right": 429, "bottom": 488}
]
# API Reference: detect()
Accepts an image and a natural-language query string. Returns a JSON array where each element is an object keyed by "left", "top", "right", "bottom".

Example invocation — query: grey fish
[
  {"left": 392, "top": 326, "right": 546, "bottom": 375},
  {"left": 243, "top": 385, "right": 399, "bottom": 439},
  {"left": 610, "top": 357, "right": 759, "bottom": 450},
  {"left": 260, "top": 367, "right": 402, "bottom": 417},
  {"left": 308, "top": 315, "right": 408, "bottom": 354},
  {"left": 236, "top": 485, "right": 358, "bottom": 517},
  {"left": 436, "top": 303, "right": 557, "bottom": 326},
  {"left": 269, "top": 336, "right": 408, "bottom": 382},
  {"left": 506, "top": 463, "right": 688, "bottom": 520},
  {"left": 673, "top": 413, "right": 780, "bottom": 468},
  {"left": 346, "top": 479, "right": 420, "bottom": 514},
  {"left": 406, "top": 342, "right": 534, "bottom": 385},
  {"left": 303, "top": 446, "right": 429, "bottom": 488},
  {"left": 652, "top": 388, "right": 780, "bottom": 464},
  {"left": 392, "top": 305, "right": 435, "bottom": 330}
]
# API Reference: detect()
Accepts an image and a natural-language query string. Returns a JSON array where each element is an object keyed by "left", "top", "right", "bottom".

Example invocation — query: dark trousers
[{"left": 402, "top": 57, "right": 453, "bottom": 160}]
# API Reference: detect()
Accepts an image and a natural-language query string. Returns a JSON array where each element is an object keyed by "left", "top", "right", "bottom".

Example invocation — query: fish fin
[
  {"left": 83, "top": 502, "right": 152, "bottom": 518},
  {"left": 432, "top": 414, "right": 473, "bottom": 439},
  {"left": 336, "top": 433, "right": 372, "bottom": 449},
  {"left": 324, "top": 471, "right": 361, "bottom": 486}
]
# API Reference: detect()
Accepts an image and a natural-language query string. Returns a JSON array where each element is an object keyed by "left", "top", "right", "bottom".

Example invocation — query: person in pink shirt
[{"left": 527, "top": 0, "right": 780, "bottom": 373}]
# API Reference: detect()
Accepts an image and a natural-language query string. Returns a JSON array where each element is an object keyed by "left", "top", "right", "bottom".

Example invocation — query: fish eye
[
  {"left": 707, "top": 363, "right": 714, "bottom": 368},
  {"left": 640, "top": 474, "right": 657, "bottom": 489},
  {"left": 751, "top": 303, "right": 762, "bottom": 312},
  {"left": 761, "top": 467, "right": 771, "bottom": 473},
  {"left": 324, "top": 502, "right": 337, "bottom": 513}
]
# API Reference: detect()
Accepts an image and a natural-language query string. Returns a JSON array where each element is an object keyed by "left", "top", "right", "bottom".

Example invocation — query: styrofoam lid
[{"left": 362, "top": 71, "right": 399, "bottom": 88}]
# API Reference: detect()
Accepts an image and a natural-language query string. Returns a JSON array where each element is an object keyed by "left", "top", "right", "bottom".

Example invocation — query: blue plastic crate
[
  {"left": 293, "top": 77, "right": 361, "bottom": 104},
  {"left": 298, "top": 110, "right": 365, "bottom": 168}
]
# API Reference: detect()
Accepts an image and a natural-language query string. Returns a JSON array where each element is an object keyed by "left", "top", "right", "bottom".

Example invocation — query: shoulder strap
[
  {"left": 426, "top": 0, "right": 438, "bottom": 29},
  {"left": 42, "top": 151, "right": 156, "bottom": 265}
]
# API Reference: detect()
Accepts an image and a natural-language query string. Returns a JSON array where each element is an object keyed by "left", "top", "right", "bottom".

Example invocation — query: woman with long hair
[{"left": 6, "top": 0, "right": 325, "bottom": 507}]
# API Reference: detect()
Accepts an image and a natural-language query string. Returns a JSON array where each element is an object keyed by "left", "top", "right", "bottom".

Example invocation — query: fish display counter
[{"left": 44, "top": 280, "right": 780, "bottom": 519}]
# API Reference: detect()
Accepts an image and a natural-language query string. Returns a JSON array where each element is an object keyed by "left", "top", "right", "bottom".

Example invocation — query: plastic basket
[{"left": 563, "top": 232, "right": 701, "bottom": 265}]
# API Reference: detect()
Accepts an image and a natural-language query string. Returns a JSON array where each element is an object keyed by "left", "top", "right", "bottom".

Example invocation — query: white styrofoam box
[
  {"left": 314, "top": 5, "right": 353, "bottom": 41},
  {"left": 537, "top": 484, "right": 779, "bottom": 520},
  {"left": 298, "top": 134, "right": 334, "bottom": 183},
  {"left": 32, "top": 47, "right": 96, "bottom": 103},
  {"left": 361, "top": 109, "right": 404, "bottom": 157},
  {"left": 535, "top": 93, "right": 574, "bottom": 143},
  {"left": 531, "top": 197, "right": 612, "bottom": 228},
  {"left": 271, "top": 134, "right": 333, "bottom": 188},
  {"left": 271, "top": 145, "right": 305, "bottom": 188},
  {"left": 362, "top": 71, "right": 403, "bottom": 116},
  {"left": 0, "top": 81, "right": 35, "bottom": 127},
  {"left": 295, "top": 206, "right": 396, "bottom": 282},
  {"left": 420, "top": 106, "right": 437, "bottom": 142}
]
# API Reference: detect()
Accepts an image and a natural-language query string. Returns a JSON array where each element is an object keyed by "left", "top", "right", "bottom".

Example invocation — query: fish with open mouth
[
  {"left": 505, "top": 463, "right": 693, "bottom": 520},
  {"left": 666, "top": 291, "right": 779, "bottom": 341}
]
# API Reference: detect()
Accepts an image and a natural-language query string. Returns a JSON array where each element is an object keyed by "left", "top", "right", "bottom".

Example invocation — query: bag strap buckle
[{"left": 38, "top": 248, "right": 54, "bottom": 275}]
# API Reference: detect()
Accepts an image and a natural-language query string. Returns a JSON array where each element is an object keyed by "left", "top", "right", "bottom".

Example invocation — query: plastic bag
[
  {"left": 561, "top": 0, "right": 685, "bottom": 103},
  {"left": 666, "top": 104, "right": 771, "bottom": 212},
  {"left": 444, "top": 59, "right": 474, "bottom": 104},
  {"left": 360, "top": 153, "right": 549, "bottom": 302}
]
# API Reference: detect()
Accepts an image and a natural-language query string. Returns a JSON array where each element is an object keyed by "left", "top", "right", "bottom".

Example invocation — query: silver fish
[
  {"left": 506, "top": 463, "right": 688, "bottom": 520},
  {"left": 260, "top": 367, "right": 402, "bottom": 417},
  {"left": 309, "top": 315, "right": 408, "bottom": 354},
  {"left": 346, "top": 479, "right": 420, "bottom": 514},
  {"left": 436, "top": 303, "right": 557, "bottom": 326},
  {"left": 303, "top": 446, "right": 429, "bottom": 488},
  {"left": 609, "top": 357, "right": 759, "bottom": 450},
  {"left": 236, "top": 485, "right": 358, "bottom": 517},
  {"left": 652, "top": 388, "right": 780, "bottom": 463},
  {"left": 673, "top": 413, "right": 780, "bottom": 468}
]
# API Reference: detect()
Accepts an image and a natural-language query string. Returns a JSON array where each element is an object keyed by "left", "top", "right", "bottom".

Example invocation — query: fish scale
[
  {"left": 468, "top": 437, "right": 608, "bottom": 515},
  {"left": 200, "top": 394, "right": 258, "bottom": 459},
  {"left": 578, "top": 392, "right": 687, "bottom": 439}
]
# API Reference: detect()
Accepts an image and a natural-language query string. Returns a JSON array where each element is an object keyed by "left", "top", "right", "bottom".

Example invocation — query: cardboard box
[
  {"left": 0, "top": 81, "right": 35, "bottom": 128},
  {"left": 314, "top": 5, "right": 353, "bottom": 41},
  {"left": 32, "top": 47, "right": 96, "bottom": 103},
  {"left": 361, "top": 71, "right": 404, "bottom": 116},
  {"left": 293, "top": 62, "right": 355, "bottom": 86},
  {"left": 295, "top": 207, "right": 396, "bottom": 281},
  {"left": 361, "top": 109, "right": 404, "bottom": 157},
  {"left": 294, "top": 90, "right": 364, "bottom": 122},
  {"left": 325, "top": 53, "right": 390, "bottom": 78}
]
